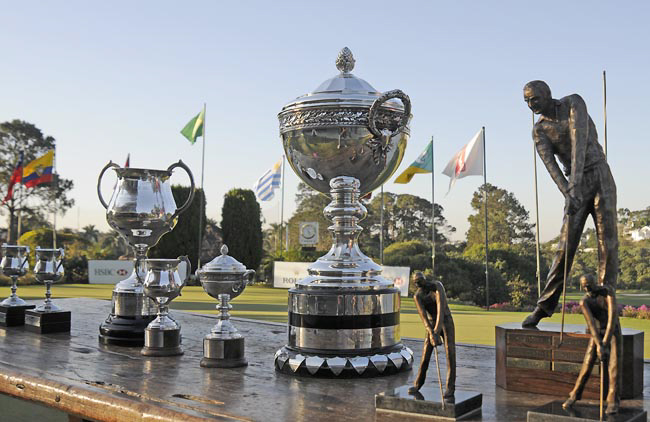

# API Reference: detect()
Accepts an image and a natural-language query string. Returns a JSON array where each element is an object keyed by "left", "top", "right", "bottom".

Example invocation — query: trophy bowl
[
  {"left": 97, "top": 159, "right": 195, "bottom": 346},
  {"left": 0, "top": 244, "right": 33, "bottom": 325},
  {"left": 278, "top": 47, "right": 411, "bottom": 195},
  {"left": 274, "top": 48, "right": 414, "bottom": 378},
  {"left": 25, "top": 247, "right": 71, "bottom": 334},
  {"left": 196, "top": 245, "right": 255, "bottom": 368},
  {"left": 141, "top": 256, "right": 190, "bottom": 356}
]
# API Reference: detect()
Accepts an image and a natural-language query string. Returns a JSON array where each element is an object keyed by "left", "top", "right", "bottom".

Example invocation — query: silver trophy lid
[
  {"left": 199, "top": 245, "right": 248, "bottom": 274},
  {"left": 280, "top": 47, "right": 406, "bottom": 112}
]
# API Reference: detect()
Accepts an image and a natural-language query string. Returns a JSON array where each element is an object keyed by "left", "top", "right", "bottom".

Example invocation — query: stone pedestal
[
  {"left": 496, "top": 323, "right": 643, "bottom": 399},
  {"left": 527, "top": 400, "right": 647, "bottom": 422},
  {"left": 376, "top": 385, "right": 482, "bottom": 421},
  {"left": 24, "top": 309, "right": 71, "bottom": 334},
  {"left": 0, "top": 304, "right": 35, "bottom": 327}
]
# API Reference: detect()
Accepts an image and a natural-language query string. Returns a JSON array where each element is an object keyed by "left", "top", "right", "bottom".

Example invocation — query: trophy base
[
  {"left": 25, "top": 309, "right": 71, "bottom": 334},
  {"left": 99, "top": 314, "right": 156, "bottom": 347},
  {"left": 201, "top": 336, "right": 248, "bottom": 368},
  {"left": 0, "top": 304, "right": 35, "bottom": 327},
  {"left": 141, "top": 328, "right": 183, "bottom": 356},
  {"left": 274, "top": 344, "right": 413, "bottom": 378}
]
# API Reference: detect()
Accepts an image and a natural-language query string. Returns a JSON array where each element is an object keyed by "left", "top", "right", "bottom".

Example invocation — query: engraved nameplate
[
  {"left": 507, "top": 357, "right": 551, "bottom": 370},
  {"left": 553, "top": 350, "right": 587, "bottom": 363},
  {"left": 507, "top": 346, "right": 552, "bottom": 360},
  {"left": 0, "top": 312, "right": 5, "bottom": 323},
  {"left": 507, "top": 333, "right": 552, "bottom": 347},
  {"left": 553, "top": 361, "right": 599, "bottom": 375},
  {"left": 25, "top": 314, "right": 40, "bottom": 327}
]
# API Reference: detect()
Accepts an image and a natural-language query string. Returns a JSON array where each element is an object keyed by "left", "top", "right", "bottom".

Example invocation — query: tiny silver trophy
[
  {"left": 196, "top": 245, "right": 255, "bottom": 368},
  {"left": 141, "top": 256, "right": 190, "bottom": 356},
  {"left": 0, "top": 244, "right": 35, "bottom": 327},
  {"left": 25, "top": 247, "right": 70, "bottom": 334}
]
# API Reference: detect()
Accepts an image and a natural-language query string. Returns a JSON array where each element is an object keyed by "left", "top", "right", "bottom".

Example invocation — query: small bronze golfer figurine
[
  {"left": 522, "top": 81, "right": 618, "bottom": 328},
  {"left": 563, "top": 274, "right": 621, "bottom": 415},
  {"left": 408, "top": 272, "right": 456, "bottom": 400}
]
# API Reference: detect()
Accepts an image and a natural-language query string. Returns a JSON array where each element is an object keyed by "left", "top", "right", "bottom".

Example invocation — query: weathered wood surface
[{"left": 0, "top": 298, "right": 647, "bottom": 421}]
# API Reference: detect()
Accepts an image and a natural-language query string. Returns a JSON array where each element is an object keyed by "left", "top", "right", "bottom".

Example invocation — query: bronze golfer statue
[
  {"left": 522, "top": 80, "right": 618, "bottom": 327},
  {"left": 408, "top": 272, "right": 456, "bottom": 400},
  {"left": 563, "top": 274, "right": 621, "bottom": 415}
]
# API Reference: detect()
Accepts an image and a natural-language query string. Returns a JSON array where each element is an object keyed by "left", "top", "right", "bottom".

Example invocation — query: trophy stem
[
  {"left": 134, "top": 247, "right": 148, "bottom": 285},
  {"left": 211, "top": 293, "right": 237, "bottom": 336},
  {"left": 10, "top": 276, "right": 18, "bottom": 299},
  {"left": 44, "top": 281, "right": 52, "bottom": 305}
]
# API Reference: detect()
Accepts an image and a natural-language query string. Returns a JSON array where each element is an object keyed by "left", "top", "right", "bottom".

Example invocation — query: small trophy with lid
[{"left": 196, "top": 245, "right": 255, "bottom": 368}]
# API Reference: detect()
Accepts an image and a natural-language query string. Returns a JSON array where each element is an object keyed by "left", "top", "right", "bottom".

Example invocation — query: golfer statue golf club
[
  {"left": 563, "top": 274, "right": 621, "bottom": 415},
  {"left": 408, "top": 272, "right": 456, "bottom": 401},
  {"left": 522, "top": 80, "right": 618, "bottom": 328}
]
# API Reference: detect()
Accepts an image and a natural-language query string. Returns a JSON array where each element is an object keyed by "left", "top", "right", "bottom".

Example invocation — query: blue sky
[{"left": 1, "top": 1, "right": 649, "bottom": 242}]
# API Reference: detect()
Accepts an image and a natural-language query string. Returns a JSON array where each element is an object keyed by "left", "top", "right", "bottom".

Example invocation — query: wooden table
[{"left": 0, "top": 298, "right": 648, "bottom": 421}]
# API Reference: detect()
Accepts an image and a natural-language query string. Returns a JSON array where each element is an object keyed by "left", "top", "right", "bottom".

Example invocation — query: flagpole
[
  {"left": 430, "top": 136, "right": 435, "bottom": 278},
  {"left": 603, "top": 70, "right": 607, "bottom": 160},
  {"left": 482, "top": 127, "right": 489, "bottom": 309},
  {"left": 380, "top": 185, "right": 384, "bottom": 265},
  {"left": 280, "top": 155, "right": 286, "bottom": 255},
  {"left": 197, "top": 103, "right": 207, "bottom": 268},
  {"left": 52, "top": 149, "right": 57, "bottom": 249},
  {"left": 16, "top": 176, "right": 23, "bottom": 245},
  {"left": 532, "top": 112, "right": 542, "bottom": 296}
]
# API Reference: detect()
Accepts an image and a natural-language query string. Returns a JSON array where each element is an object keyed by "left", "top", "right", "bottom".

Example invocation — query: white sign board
[
  {"left": 273, "top": 261, "right": 410, "bottom": 296},
  {"left": 299, "top": 222, "right": 319, "bottom": 246},
  {"left": 273, "top": 261, "right": 311, "bottom": 289},
  {"left": 88, "top": 260, "right": 134, "bottom": 284},
  {"left": 381, "top": 266, "right": 411, "bottom": 297}
]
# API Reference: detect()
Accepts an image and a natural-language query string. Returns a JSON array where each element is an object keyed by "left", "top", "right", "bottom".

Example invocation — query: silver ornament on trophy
[
  {"left": 141, "top": 256, "right": 190, "bottom": 356},
  {"left": 274, "top": 47, "right": 414, "bottom": 377},
  {"left": 97, "top": 160, "right": 195, "bottom": 346},
  {"left": 196, "top": 245, "right": 255, "bottom": 368},
  {"left": 25, "top": 247, "right": 70, "bottom": 334},
  {"left": 0, "top": 244, "right": 35, "bottom": 327}
]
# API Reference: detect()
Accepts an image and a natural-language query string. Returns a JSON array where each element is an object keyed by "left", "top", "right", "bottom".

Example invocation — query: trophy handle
[
  {"left": 167, "top": 160, "right": 196, "bottom": 220},
  {"left": 367, "top": 89, "right": 411, "bottom": 141},
  {"left": 178, "top": 255, "right": 191, "bottom": 291},
  {"left": 56, "top": 248, "right": 65, "bottom": 273},
  {"left": 97, "top": 161, "right": 120, "bottom": 209},
  {"left": 243, "top": 269, "right": 255, "bottom": 286},
  {"left": 19, "top": 256, "right": 29, "bottom": 271}
]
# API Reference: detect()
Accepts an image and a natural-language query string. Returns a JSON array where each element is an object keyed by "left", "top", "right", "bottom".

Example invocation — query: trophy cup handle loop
[
  {"left": 243, "top": 269, "right": 255, "bottom": 287},
  {"left": 19, "top": 256, "right": 29, "bottom": 271},
  {"left": 167, "top": 160, "right": 196, "bottom": 220},
  {"left": 179, "top": 255, "right": 192, "bottom": 286},
  {"left": 367, "top": 89, "right": 411, "bottom": 141},
  {"left": 97, "top": 161, "right": 121, "bottom": 209},
  {"left": 55, "top": 248, "right": 65, "bottom": 273}
]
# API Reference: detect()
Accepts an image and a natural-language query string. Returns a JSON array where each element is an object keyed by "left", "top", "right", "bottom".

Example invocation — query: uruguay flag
[{"left": 254, "top": 159, "right": 282, "bottom": 201}]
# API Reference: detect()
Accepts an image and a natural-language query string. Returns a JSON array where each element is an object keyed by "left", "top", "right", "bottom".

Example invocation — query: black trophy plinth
[
  {"left": 0, "top": 304, "right": 35, "bottom": 327},
  {"left": 527, "top": 401, "right": 647, "bottom": 422},
  {"left": 375, "top": 385, "right": 482, "bottom": 421},
  {"left": 201, "top": 336, "right": 248, "bottom": 368},
  {"left": 24, "top": 309, "right": 71, "bottom": 334},
  {"left": 141, "top": 328, "right": 183, "bottom": 357},
  {"left": 98, "top": 314, "right": 156, "bottom": 347}
]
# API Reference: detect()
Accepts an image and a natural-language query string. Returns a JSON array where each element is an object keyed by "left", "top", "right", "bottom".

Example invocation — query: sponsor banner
[
  {"left": 273, "top": 261, "right": 311, "bottom": 289},
  {"left": 273, "top": 262, "right": 410, "bottom": 296},
  {"left": 88, "top": 260, "right": 134, "bottom": 284},
  {"left": 299, "top": 222, "right": 319, "bottom": 246}
]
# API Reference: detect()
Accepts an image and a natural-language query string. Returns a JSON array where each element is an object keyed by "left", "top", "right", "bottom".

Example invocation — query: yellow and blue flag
[
  {"left": 23, "top": 150, "right": 54, "bottom": 188},
  {"left": 394, "top": 141, "right": 433, "bottom": 184}
]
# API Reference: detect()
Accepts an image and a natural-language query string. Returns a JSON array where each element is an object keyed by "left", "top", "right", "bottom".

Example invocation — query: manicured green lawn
[{"left": 3, "top": 284, "right": 649, "bottom": 358}]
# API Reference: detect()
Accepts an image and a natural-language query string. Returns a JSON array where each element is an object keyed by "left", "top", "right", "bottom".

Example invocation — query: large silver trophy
[
  {"left": 141, "top": 257, "right": 190, "bottom": 356},
  {"left": 197, "top": 245, "right": 255, "bottom": 368},
  {"left": 25, "top": 247, "right": 70, "bottom": 333},
  {"left": 274, "top": 48, "right": 414, "bottom": 377},
  {"left": 97, "top": 161, "right": 195, "bottom": 346},
  {"left": 0, "top": 244, "right": 35, "bottom": 326}
]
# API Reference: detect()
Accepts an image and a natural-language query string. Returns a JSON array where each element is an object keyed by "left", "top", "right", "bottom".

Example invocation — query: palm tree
[{"left": 82, "top": 224, "right": 100, "bottom": 243}]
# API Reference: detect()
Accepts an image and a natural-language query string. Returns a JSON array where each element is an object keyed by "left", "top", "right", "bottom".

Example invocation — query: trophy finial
[
  {"left": 336, "top": 47, "right": 355, "bottom": 74},
  {"left": 221, "top": 244, "right": 229, "bottom": 256}
]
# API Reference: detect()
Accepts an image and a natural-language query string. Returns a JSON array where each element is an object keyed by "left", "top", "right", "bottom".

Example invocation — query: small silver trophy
[
  {"left": 196, "top": 245, "right": 255, "bottom": 368},
  {"left": 97, "top": 161, "right": 194, "bottom": 346},
  {"left": 141, "top": 257, "right": 190, "bottom": 356},
  {"left": 0, "top": 244, "right": 35, "bottom": 326},
  {"left": 25, "top": 247, "right": 70, "bottom": 333}
]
